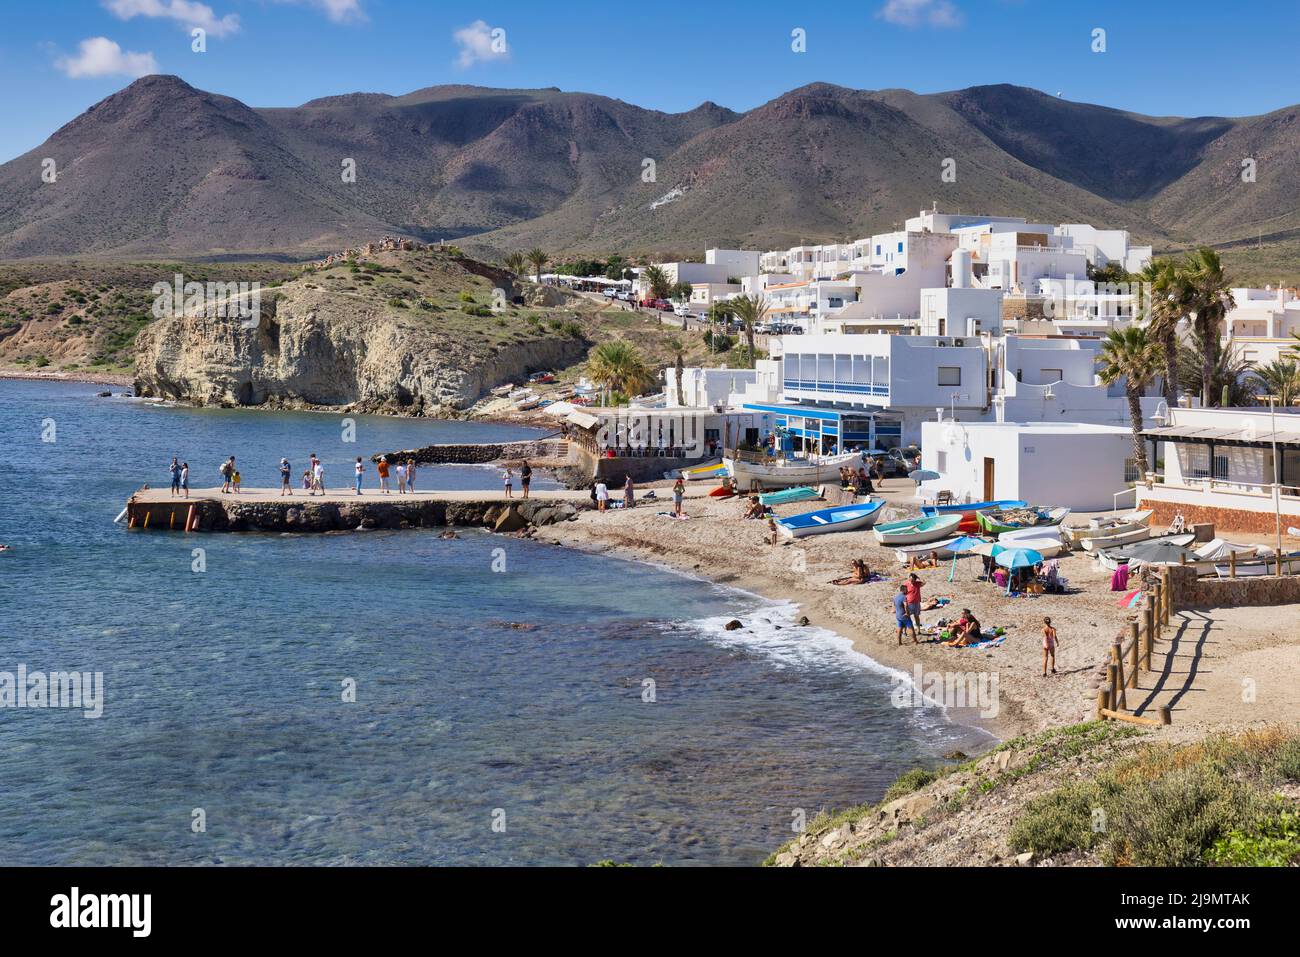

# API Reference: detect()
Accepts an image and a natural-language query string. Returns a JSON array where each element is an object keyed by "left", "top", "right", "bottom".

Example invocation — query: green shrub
[
  {"left": 882, "top": 769, "right": 937, "bottom": 803},
  {"left": 1206, "top": 810, "right": 1300, "bottom": 866}
]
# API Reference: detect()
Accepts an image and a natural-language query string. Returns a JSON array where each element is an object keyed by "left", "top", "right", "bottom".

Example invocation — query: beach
[{"left": 540, "top": 479, "right": 1162, "bottom": 741}]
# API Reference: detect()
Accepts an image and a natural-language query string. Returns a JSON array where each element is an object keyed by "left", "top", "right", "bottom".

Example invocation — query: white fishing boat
[
  {"left": 1080, "top": 525, "right": 1152, "bottom": 552},
  {"left": 724, "top": 449, "right": 863, "bottom": 490},
  {"left": 1063, "top": 509, "right": 1153, "bottom": 547},
  {"left": 872, "top": 513, "right": 963, "bottom": 546},
  {"left": 1000, "top": 536, "right": 1067, "bottom": 559},
  {"left": 893, "top": 535, "right": 966, "bottom": 564}
]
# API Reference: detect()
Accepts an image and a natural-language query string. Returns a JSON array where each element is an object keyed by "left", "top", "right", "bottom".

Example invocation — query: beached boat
[
  {"left": 1080, "top": 525, "right": 1152, "bottom": 552},
  {"left": 872, "top": 513, "right": 962, "bottom": 546},
  {"left": 680, "top": 461, "right": 727, "bottom": 481},
  {"left": 776, "top": 500, "right": 884, "bottom": 539},
  {"left": 1094, "top": 533, "right": 1197, "bottom": 570},
  {"left": 759, "top": 486, "right": 821, "bottom": 506},
  {"left": 920, "top": 499, "right": 1026, "bottom": 519},
  {"left": 893, "top": 535, "right": 965, "bottom": 564},
  {"left": 724, "top": 450, "right": 862, "bottom": 490},
  {"left": 976, "top": 505, "right": 1070, "bottom": 536},
  {"left": 1062, "top": 509, "right": 1153, "bottom": 546},
  {"left": 1000, "top": 536, "right": 1067, "bottom": 559}
]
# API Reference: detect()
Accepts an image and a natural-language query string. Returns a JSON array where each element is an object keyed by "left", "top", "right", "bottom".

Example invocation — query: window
[
  {"left": 936, "top": 450, "right": 948, "bottom": 474},
  {"left": 1041, "top": 368, "right": 1063, "bottom": 383},
  {"left": 1124, "top": 458, "right": 1139, "bottom": 483},
  {"left": 897, "top": 241, "right": 904, "bottom": 253},
  {"left": 938, "top": 367, "right": 962, "bottom": 387},
  {"left": 875, "top": 245, "right": 881, "bottom": 255},
  {"left": 1214, "top": 454, "right": 1230, "bottom": 481}
]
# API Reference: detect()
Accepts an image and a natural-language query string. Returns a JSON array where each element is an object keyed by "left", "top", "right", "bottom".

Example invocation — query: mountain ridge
[{"left": 2, "top": 75, "right": 1296, "bottom": 261}]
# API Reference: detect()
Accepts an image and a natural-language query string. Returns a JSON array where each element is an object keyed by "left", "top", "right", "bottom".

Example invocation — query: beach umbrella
[
  {"left": 909, "top": 469, "right": 940, "bottom": 483},
  {"left": 995, "top": 547, "right": 1045, "bottom": 595},
  {"left": 971, "top": 540, "right": 1001, "bottom": 557},
  {"left": 946, "top": 534, "right": 987, "bottom": 582}
]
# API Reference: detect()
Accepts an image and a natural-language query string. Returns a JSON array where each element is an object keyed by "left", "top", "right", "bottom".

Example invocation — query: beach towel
[{"left": 968, "top": 634, "right": 1007, "bottom": 649}]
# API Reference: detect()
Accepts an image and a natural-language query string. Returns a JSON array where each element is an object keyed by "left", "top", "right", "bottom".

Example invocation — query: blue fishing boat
[
  {"left": 775, "top": 500, "right": 884, "bottom": 539},
  {"left": 759, "top": 486, "right": 820, "bottom": 506}
]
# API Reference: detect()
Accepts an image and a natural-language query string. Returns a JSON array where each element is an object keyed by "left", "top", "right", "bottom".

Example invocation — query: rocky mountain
[{"left": 3, "top": 76, "right": 1299, "bottom": 259}]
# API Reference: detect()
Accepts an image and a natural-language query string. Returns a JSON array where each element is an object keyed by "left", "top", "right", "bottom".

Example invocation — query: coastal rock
[
  {"left": 723, "top": 619, "right": 743, "bottom": 631},
  {"left": 494, "top": 507, "right": 528, "bottom": 533}
]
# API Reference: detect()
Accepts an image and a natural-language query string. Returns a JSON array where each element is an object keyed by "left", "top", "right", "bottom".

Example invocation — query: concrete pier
[{"left": 124, "top": 486, "right": 593, "bottom": 534}]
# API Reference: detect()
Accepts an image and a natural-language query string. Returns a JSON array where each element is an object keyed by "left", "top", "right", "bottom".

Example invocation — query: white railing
[{"left": 1112, "top": 485, "right": 1138, "bottom": 514}]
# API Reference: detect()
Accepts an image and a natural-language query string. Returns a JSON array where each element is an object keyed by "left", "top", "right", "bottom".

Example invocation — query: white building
[
  {"left": 1138, "top": 405, "right": 1300, "bottom": 532},
  {"left": 1223, "top": 287, "right": 1300, "bottom": 370},
  {"left": 705, "top": 248, "right": 762, "bottom": 279},
  {"left": 920, "top": 420, "right": 1138, "bottom": 510},
  {"left": 1054, "top": 224, "right": 1152, "bottom": 274}
]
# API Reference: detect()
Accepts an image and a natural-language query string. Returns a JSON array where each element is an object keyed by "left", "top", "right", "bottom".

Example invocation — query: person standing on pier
[
  {"left": 180, "top": 462, "right": 189, "bottom": 499},
  {"left": 220, "top": 456, "right": 235, "bottom": 494},
  {"left": 312, "top": 458, "right": 325, "bottom": 495},
  {"left": 502, "top": 467, "right": 514, "bottom": 498},
  {"left": 377, "top": 456, "right": 390, "bottom": 493},
  {"left": 280, "top": 458, "right": 293, "bottom": 496},
  {"left": 169, "top": 456, "right": 182, "bottom": 497},
  {"left": 396, "top": 460, "right": 408, "bottom": 494},
  {"left": 520, "top": 460, "right": 532, "bottom": 499},
  {"left": 354, "top": 457, "right": 365, "bottom": 496},
  {"left": 407, "top": 458, "right": 417, "bottom": 493}
]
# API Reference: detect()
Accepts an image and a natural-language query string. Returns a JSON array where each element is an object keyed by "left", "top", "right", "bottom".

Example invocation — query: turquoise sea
[{"left": 0, "top": 379, "right": 988, "bottom": 865}]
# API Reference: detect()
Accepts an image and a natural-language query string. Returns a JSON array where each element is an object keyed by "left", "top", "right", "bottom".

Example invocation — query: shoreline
[{"left": 1, "top": 368, "right": 133, "bottom": 386}]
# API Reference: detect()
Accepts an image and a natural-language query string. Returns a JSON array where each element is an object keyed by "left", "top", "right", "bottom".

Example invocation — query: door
[{"left": 983, "top": 457, "right": 995, "bottom": 501}]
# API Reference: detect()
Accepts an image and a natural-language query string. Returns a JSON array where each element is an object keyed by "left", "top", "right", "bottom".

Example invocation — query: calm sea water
[{"left": 0, "top": 380, "right": 989, "bottom": 865}]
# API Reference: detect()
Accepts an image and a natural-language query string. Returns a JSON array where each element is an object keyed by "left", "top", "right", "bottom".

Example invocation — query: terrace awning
[{"left": 1141, "top": 425, "right": 1300, "bottom": 447}]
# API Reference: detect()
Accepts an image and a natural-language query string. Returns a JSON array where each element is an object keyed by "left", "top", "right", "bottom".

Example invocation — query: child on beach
[
  {"left": 302, "top": 470, "right": 312, "bottom": 491},
  {"left": 672, "top": 477, "right": 685, "bottom": 516},
  {"left": 232, "top": 469, "right": 242, "bottom": 494},
  {"left": 354, "top": 457, "right": 365, "bottom": 495},
  {"left": 767, "top": 515, "right": 779, "bottom": 545},
  {"left": 894, "top": 585, "right": 916, "bottom": 644},
  {"left": 1042, "top": 617, "right": 1058, "bottom": 676}
]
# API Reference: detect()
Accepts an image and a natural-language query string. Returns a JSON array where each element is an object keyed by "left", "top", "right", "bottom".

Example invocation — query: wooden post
[
  {"left": 1158, "top": 705, "right": 1172, "bottom": 726},
  {"left": 1229, "top": 550, "right": 1236, "bottom": 578},
  {"left": 1107, "top": 662, "right": 1120, "bottom": 713},
  {"left": 1161, "top": 567, "right": 1171, "bottom": 625},
  {"left": 1111, "top": 643, "right": 1128, "bottom": 710},
  {"left": 1096, "top": 686, "right": 1110, "bottom": 720},
  {"left": 1130, "top": 621, "right": 1142, "bottom": 673}
]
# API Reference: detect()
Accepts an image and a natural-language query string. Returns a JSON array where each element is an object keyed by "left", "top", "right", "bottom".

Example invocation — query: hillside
[
  {"left": 771, "top": 723, "right": 1300, "bottom": 867},
  {"left": 5, "top": 77, "right": 1300, "bottom": 263}
]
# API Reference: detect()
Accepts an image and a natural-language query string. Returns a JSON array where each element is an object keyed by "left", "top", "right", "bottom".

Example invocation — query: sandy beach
[
  {"left": 1, "top": 368, "right": 133, "bottom": 386},
  {"left": 537, "top": 479, "right": 1144, "bottom": 741}
]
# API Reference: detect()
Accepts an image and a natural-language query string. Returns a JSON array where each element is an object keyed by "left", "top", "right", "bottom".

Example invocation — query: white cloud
[
  {"left": 877, "top": 0, "right": 964, "bottom": 28},
  {"left": 272, "top": 0, "right": 367, "bottom": 24},
  {"left": 453, "top": 20, "right": 509, "bottom": 68},
  {"left": 104, "top": 0, "right": 240, "bottom": 38},
  {"left": 55, "top": 37, "right": 158, "bottom": 79}
]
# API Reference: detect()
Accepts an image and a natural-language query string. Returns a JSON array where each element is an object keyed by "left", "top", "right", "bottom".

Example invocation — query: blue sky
[{"left": 1, "top": 0, "right": 1297, "bottom": 161}]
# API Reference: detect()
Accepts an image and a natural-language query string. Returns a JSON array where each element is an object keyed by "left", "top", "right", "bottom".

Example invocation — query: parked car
[
  {"left": 602, "top": 287, "right": 618, "bottom": 297},
  {"left": 654, "top": 299, "right": 674, "bottom": 312},
  {"left": 672, "top": 302, "right": 693, "bottom": 317},
  {"left": 616, "top": 290, "right": 633, "bottom": 301}
]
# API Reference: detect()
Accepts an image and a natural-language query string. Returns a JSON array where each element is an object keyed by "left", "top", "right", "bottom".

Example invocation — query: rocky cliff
[{"left": 132, "top": 247, "right": 589, "bottom": 414}]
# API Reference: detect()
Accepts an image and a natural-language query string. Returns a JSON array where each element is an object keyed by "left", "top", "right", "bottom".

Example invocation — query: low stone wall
[
  {"left": 594, "top": 455, "right": 707, "bottom": 485},
  {"left": 1165, "top": 563, "right": 1300, "bottom": 608},
  {"left": 374, "top": 438, "right": 562, "bottom": 465},
  {"left": 1143, "top": 497, "right": 1293, "bottom": 535},
  {"left": 176, "top": 497, "right": 586, "bottom": 533}
]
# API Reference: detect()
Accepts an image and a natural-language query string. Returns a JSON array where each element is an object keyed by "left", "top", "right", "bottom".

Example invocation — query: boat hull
[
  {"left": 1080, "top": 527, "right": 1152, "bottom": 552},
  {"left": 776, "top": 500, "right": 884, "bottom": 538},
  {"left": 873, "top": 513, "right": 962, "bottom": 545},
  {"left": 976, "top": 506, "right": 1070, "bottom": 536},
  {"left": 1063, "top": 509, "right": 1153, "bottom": 545},
  {"left": 893, "top": 535, "right": 965, "bottom": 563},
  {"left": 759, "top": 486, "right": 821, "bottom": 506},
  {"left": 725, "top": 452, "right": 862, "bottom": 490}
]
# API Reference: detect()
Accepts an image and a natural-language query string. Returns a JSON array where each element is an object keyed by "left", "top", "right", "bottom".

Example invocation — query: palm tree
[
  {"left": 1134, "top": 258, "right": 1187, "bottom": 407},
  {"left": 526, "top": 248, "right": 548, "bottom": 283},
  {"left": 729, "top": 294, "right": 769, "bottom": 366},
  {"left": 1097, "top": 326, "right": 1158, "bottom": 477},
  {"left": 1177, "top": 332, "right": 1256, "bottom": 407},
  {"left": 587, "top": 341, "right": 655, "bottom": 403},
  {"left": 504, "top": 251, "right": 526, "bottom": 276},
  {"left": 642, "top": 264, "right": 671, "bottom": 301},
  {"left": 667, "top": 337, "right": 686, "bottom": 406},
  {"left": 670, "top": 280, "right": 693, "bottom": 308},
  {"left": 1180, "top": 247, "right": 1236, "bottom": 407},
  {"left": 1253, "top": 359, "right": 1300, "bottom": 408}
]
